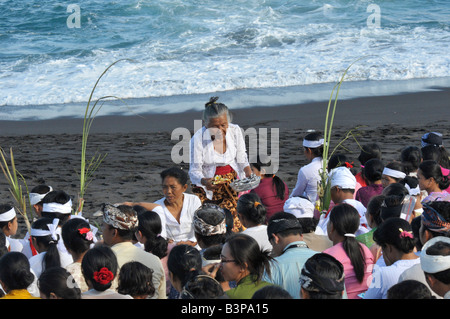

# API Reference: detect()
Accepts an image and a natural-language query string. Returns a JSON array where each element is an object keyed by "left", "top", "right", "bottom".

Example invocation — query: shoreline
[{"left": 0, "top": 87, "right": 449, "bottom": 136}]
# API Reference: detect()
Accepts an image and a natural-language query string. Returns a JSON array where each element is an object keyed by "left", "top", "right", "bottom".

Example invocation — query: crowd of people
[{"left": 0, "top": 97, "right": 449, "bottom": 300}]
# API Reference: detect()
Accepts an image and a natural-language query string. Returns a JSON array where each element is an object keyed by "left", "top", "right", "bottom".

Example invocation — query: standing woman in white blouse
[{"left": 189, "top": 97, "right": 252, "bottom": 232}]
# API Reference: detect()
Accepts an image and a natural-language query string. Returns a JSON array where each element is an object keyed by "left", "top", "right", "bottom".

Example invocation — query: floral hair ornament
[
  {"left": 78, "top": 227, "right": 94, "bottom": 241},
  {"left": 254, "top": 201, "right": 261, "bottom": 207},
  {"left": 93, "top": 267, "right": 114, "bottom": 285},
  {"left": 399, "top": 228, "right": 413, "bottom": 239},
  {"left": 345, "top": 161, "right": 354, "bottom": 169}
]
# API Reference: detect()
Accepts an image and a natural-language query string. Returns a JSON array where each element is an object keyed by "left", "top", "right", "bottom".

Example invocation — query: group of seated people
[{"left": 0, "top": 131, "right": 449, "bottom": 300}]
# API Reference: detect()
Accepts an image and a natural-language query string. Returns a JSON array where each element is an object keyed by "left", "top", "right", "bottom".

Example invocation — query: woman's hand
[{"left": 201, "top": 178, "right": 221, "bottom": 191}]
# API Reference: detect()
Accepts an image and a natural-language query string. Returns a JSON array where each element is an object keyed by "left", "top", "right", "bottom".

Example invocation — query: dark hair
[
  {"left": 300, "top": 253, "right": 344, "bottom": 299},
  {"left": 358, "top": 143, "right": 382, "bottom": 165},
  {"left": 400, "top": 176, "right": 420, "bottom": 194},
  {"left": 202, "top": 244, "right": 226, "bottom": 283},
  {"left": 380, "top": 195, "right": 404, "bottom": 221},
  {"left": 61, "top": 218, "right": 93, "bottom": 255},
  {"left": 267, "top": 212, "right": 303, "bottom": 240},
  {"left": 117, "top": 261, "right": 155, "bottom": 298},
  {"left": 194, "top": 205, "right": 228, "bottom": 247},
  {"left": 400, "top": 146, "right": 422, "bottom": 175},
  {"left": 421, "top": 145, "right": 450, "bottom": 169},
  {"left": 224, "top": 233, "right": 273, "bottom": 282},
  {"left": 0, "top": 230, "right": 8, "bottom": 258},
  {"left": 297, "top": 217, "right": 319, "bottom": 234},
  {"left": 303, "top": 131, "right": 323, "bottom": 157},
  {"left": 38, "top": 267, "right": 81, "bottom": 299},
  {"left": 423, "top": 241, "right": 450, "bottom": 284},
  {"left": 252, "top": 156, "right": 287, "bottom": 200},
  {"left": 137, "top": 211, "right": 168, "bottom": 258},
  {"left": 167, "top": 244, "right": 203, "bottom": 288},
  {"left": 30, "top": 185, "right": 52, "bottom": 206},
  {"left": 366, "top": 195, "right": 385, "bottom": 227},
  {"left": 411, "top": 216, "right": 423, "bottom": 251},
  {"left": 382, "top": 183, "right": 409, "bottom": 198},
  {"left": 373, "top": 217, "right": 415, "bottom": 253},
  {"left": 362, "top": 158, "right": 384, "bottom": 183},
  {"left": 0, "top": 204, "right": 15, "bottom": 230},
  {"left": 0, "top": 252, "right": 35, "bottom": 291},
  {"left": 329, "top": 204, "right": 367, "bottom": 283},
  {"left": 160, "top": 166, "right": 189, "bottom": 186},
  {"left": 31, "top": 217, "right": 61, "bottom": 271},
  {"left": 180, "top": 274, "right": 225, "bottom": 299},
  {"left": 41, "top": 190, "right": 72, "bottom": 225},
  {"left": 387, "top": 280, "right": 435, "bottom": 299},
  {"left": 237, "top": 193, "right": 267, "bottom": 225},
  {"left": 419, "top": 160, "right": 450, "bottom": 190},
  {"left": 81, "top": 245, "right": 118, "bottom": 292},
  {"left": 252, "top": 285, "right": 293, "bottom": 299}
]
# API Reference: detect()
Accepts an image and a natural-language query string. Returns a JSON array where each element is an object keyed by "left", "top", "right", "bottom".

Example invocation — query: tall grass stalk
[
  {"left": 77, "top": 59, "right": 131, "bottom": 214},
  {"left": 0, "top": 148, "right": 33, "bottom": 233},
  {"left": 316, "top": 60, "right": 361, "bottom": 213}
]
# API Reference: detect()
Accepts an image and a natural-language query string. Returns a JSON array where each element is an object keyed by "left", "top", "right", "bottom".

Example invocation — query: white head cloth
[
  {"left": 0, "top": 207, "right": 17, "bottom": 222},
  {"left": 405, "top": 184, "right": 421, "bottom": 196},
  {"left": 29, "top": 186, "right": 53, "bottom": 205},
  {"left": 30, "top": 218, "right": 59, "bottom": 241},
  {"left": 421, "top": 236, "right": 450, "bottom": 274},
  {"left": 303, "top": 138, "right": 324, "bottom": 149},
  {"left": 42, "top": 199, "right": 72, "bottom": 214},
  {"left": 330, "top": 167, "right": 356, "bottom": 189},
  {"left": 382, "top": 167, "right": 406, "bottom": 179},
  {"left": 283, "top": 197, "right": 314, "bottom": 218}
]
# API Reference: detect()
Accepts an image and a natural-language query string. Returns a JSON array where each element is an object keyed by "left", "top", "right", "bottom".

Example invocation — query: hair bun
[{"left": 205, "top": 96, "right": 219, "bottom": 108}]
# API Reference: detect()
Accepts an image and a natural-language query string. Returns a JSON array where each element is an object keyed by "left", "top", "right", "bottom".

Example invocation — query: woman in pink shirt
[
  {"left": 324, "top": 203, "right": 375, "bottom": 299},
  {"left": 250, "top": 157, "right": 289, "bottom": 222}
]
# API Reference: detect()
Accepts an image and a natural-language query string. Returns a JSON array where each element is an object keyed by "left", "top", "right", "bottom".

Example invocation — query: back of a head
[
  {"left": 61, "top": 218, "right": 93, "bottom": 255},
  {"left": 81, "top": 245, "right": 118, "bottom": 292},
  {"left": 252, "top": 285, "right": 293, "bottom": 299},
  {"left": 400, "top": 146, "right": 422, "bottom": 175},
  {"left": 180, "top": 274, "right": 225, "bottom": 299},
  {"left": 303, "top": 131, "right": 324, "bottom": 157},
  {"left": 380, "top": 195, "right": 405, "bottom": 221},
  {"left": 193, "top": 204, "right": 227, "bottom": 247},
  {"left": 267, "top": 211, "right": 303, "bottom": 240},
  {"left": 421, "top": 201, "right": 450, "bottom": 238},
  {"left": 0, "top": 251, "right": 35, "bottom": 291},
  {"left": 236, "top": 193, "right": 267, "bottom": 225},
  {"left": 421, "top": 144, "right": 450, "bottom": 169},
  {"left": 362, "top": 158, "right": 384, "bottom": 183},
  {"left": 421, "top": 237, "right": 450, "bottom": 285},
  {"left": 300, "top": 253, "right": 345, "bottom": 299},
  {"left": 167, "top": 244, "right": 202, "bottom": 287},
  {"left": 387, "top": 280, "right": 435, "bottom": 299},
  {"left": 373, "top": 217, "right": 415, "bottom": 253},
  {"left": 358, "top": 143, "right": 382, "bottom": 165},
  {"left": 117, "top": 261, "right": 156, "bottom": 298},
  {"left": 41, "top": 190, "right": 72, "bottom": 224},
  {"left": 137, "top": 211, "right": 168, "bottom": 258},
  {"left": 38, "top": 266, "right": 81, "bottom": 299},
  {"left": 366, "top": 195, "right": 385, "bottom": 227}
]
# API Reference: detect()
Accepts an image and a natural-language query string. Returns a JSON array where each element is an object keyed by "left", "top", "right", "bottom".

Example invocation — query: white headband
[
  {"left": 421, "top": 236, "right": 450, "bottom": 274},
  {"left": 405, "top": 184, "right": 421, "bottom": 196},
  {"left": 0, "top": 207, "right": 16, "bottom": 222},
  {"left": 382, "top": 167, "right": 406, "bottom": 179},
  {"left": 29, "top": 186, "right": 53, "bottom": 205},
  {"left": 303, "top": 138, "right": 324, "bottom": 148},
  {"left": 42, "top": 199, "right": 72, "bottom": 214},
  {"left": 30, "top": 218, "right": 59, "bottom": 241}
]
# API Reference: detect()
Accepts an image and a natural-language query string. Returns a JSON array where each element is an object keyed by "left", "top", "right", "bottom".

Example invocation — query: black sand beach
[{"left": 1, "top": 87, "right": 449, "bottom": 236}]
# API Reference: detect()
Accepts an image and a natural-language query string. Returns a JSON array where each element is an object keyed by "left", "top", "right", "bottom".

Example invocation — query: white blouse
[
  {"left": 189, "top": 123, "right": 250, "bottom": 199},
  {"left": 154, "top": 193, "right": 202, "bottom": 243}
]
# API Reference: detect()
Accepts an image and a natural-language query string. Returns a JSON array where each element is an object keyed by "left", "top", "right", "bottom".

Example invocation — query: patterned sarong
[{"left": 192, "top": 167, "right": 244, "bottom": 232}]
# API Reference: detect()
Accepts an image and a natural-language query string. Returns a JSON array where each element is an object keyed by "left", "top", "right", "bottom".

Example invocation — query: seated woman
[{"left": 189, "top": 97, "right": 252, "bottom": 232}]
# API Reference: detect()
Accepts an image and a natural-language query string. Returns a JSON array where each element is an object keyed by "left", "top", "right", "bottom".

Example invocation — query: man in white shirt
[{"left": 101, "top": 203, "right": 166, "bottom": 299}]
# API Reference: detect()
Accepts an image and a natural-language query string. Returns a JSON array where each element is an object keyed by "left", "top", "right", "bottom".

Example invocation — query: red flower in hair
[
  {"left": 93, "top": 267, "right": 114, "bottom": 285},
  {"left": 79, "top": 227, "right": 94, "bottom": 241},
  {"left": 345, "top": 161, "right": 354, "bottom": 169}
]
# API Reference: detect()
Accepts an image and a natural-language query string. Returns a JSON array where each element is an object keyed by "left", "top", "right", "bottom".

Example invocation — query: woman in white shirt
[
  {"left": 154, "top": 167, "right": 201, "bottom": 246},
  {"left": 189, "top": 97, "right": 252, "bottom": 232}
]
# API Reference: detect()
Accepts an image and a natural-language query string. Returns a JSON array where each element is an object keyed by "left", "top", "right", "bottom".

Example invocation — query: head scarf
[
  {"left": 193, "top": 205, "right": 226, "bottom": 236},
  {"left": 421, "top": 203, "right": 450, "bottom": 234},
  {"left": 420, "top": 236, "right": 450, "bottom": 274},
  {"left": 29, "top": 186, "right": 53, "bottom": 205},
  {"left": 299, "top": 254, "right": 345, "bottom": 295},
  {"left": 283, "top": 197, "right": 314, "bottom": 218},
  {"left": 330, "top": 167, "right": 356, "bottom": 189},
  {"left": 102, "top": 203, "right": 138, "bottom": 230},
  {"left": 421, "top": 132, "right": 443, "bottom": 148}
]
